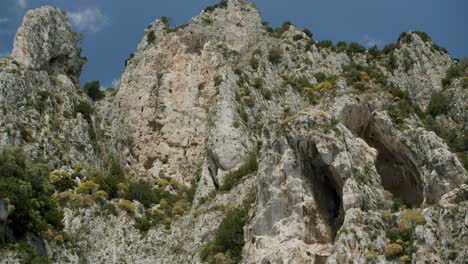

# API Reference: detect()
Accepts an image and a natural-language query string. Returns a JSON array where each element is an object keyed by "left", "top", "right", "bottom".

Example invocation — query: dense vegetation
[
  {"left": 83, "top": 81, "right": 104, "bottom": 101},
  {"left": 0, "top": 148, "right": 62, "bottom": 238},
  {"left": 58, "top": 161, "right": 196, "bottom": 232},
  {"left": 200, "top": 189, "right": 255, "bottom": 264},
  {"left": 0, "top": 148, "right": 62, "bottom": 263},
  {"left": 220, "top": 151, "right": 257, "bottom": 191},
  {"left": 204, "top": 0, "right": 228, "bottom": 13},
  {"left": 441, "top": 57, "right": 468, "bottom": 88}
]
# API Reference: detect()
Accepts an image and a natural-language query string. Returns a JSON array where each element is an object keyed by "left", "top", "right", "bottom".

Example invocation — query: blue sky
[{"left": 0, "top": 0, "right": 467, "bottom": 88}]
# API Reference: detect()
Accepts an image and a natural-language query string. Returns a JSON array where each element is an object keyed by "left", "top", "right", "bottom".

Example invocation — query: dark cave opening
[
  {"left": 302, "top": 145, "right": 343, "bottom": 243},
  {"left": 362, "top": 126, "right": 423, "bottom": 208}
]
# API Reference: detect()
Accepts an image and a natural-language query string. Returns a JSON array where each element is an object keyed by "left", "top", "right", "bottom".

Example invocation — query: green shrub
[
  {"left": 220, "top": 151, "right": 257, "bottom": 191},
  {"left": 261, "top": 21, "right": 273, "bottom": 33},
  {"left": 398, "top": 32, "right": 412, "bottom": 44},
  {"left": 74, "top": 101, "right": 94, "bottom": 119},
  {"left": 432, "top": 43, "right": 448, "bottom": 54},
  {"left": 341, "top": 62, "right": 387, "bottom": 87},
  {"left": 249, "top": 56, "right": 259, "bottom": 70},
  {"left": 3, "top": 242, "right": 52, "bottom": 263},
  {"left": 447, "top": 250, "right": 458, "bottom": 260},
  {"left": 125, "top": 179, "right": 157, "bottom": 207},
  {"left": 146, "top": 31, "right": 156, "bottom": 45},
  {"left": 401, "top": 50, "right": 414, "bottom": 72},
  {"left": 212, "top": 207, "right": 247, "bottom": 261},
  {"left": 83, "top": 80, "right": 104, "bottom": 101},
  {"left": 400, "top": 209, "right": 425, "bottom": 228},
  {"left": 441, "top": 57, "right": 468, "bottom": 87},
  {"left": 213, "top": 75, "right": 223, "bottom": 87},
  {"left": 365, "top": 251, "right": 378, "bottom": 261},
  {"left": 282, "top": 74, "right": 311, "bottom": 91},
  {"left": 93, "top": 190, "right": 109, "bottom": 203},
  {"left": 243, "top": 96, "right": 255, "bottom": 108},
  {"left": 237, "top": 105, "right": 248, "bottom": 122},
  {"left": 0, "top": 148, "right": 63, "bottom": 239},
  {"left": 426, "top": 92, "right": 449, "bottom": 117},
  {"left": 261, "top": 88, "right": 272, "bottom": 100},
  {"left": 303, "top": 81, "right": 337, "bottom": 105},
  {"left": 382, "top": 43, "right": 400, "bottom": 55},
  {"left": 347, "top": 42, "right": 366, "bottom": 54},
  {"left": 399, "top": 255, "right": 411, "bottom": 263},
  {"left": 384, "top": 243, "right": 403, "bottom": 259},
  {"left": 93, "top": 161, "right": 125, "bottom": 199},
  {"left": 76, "top": 180, "right": 99, "bottom": 194},
  {"left": 268, "top": 47, "right": 283, "bottom": 64},
  {"left": 160, "top": 16, "right": 170, "bottom": 26},
  {"left": 332, "top": 41, "right": 348, "bottom": 53},
  {"left": 118, "top": 199, "right": 135, "bottom": 213},
  {"left": 352, "top": 173, "right": 369, "bottom": 184},
  {"left": 302, "top": 28, "right": 313, "bottom": 39},
  {"left": 135, "top": 216, "right": 152, "bottom": 233},
  {"left": 204, "top": 0, "right": 228, "bottom": 12},
  {"left": 252, "top": 77, "right": 264, "bottom": 89},
  {"left": 314, "top": 72, "right": 327, "bottom": 83},
  {"left": 368, "top": 45, "right": 380, "bottom": 58},
  {"left": 386, "top": 51, "right": 398, "bottom": 71},
  {"left": 201, "top": 190, "right": 255, "bottom": 263},
  {"left": 412, "top": 31, "right": 431, "bottom": 42},
  {"left": 462, "top": 77, "right": 468, "bottom": 89},
  {"left": 316, "top": 40, "right": 333, "bottom": 49},
  {"left": 271, "top": 22, "right": 292, "bottom": 37},
  {"left": 51, "top": 174, "right": 77, "bottom": 192},
  {"left": 293, "top": 34, "right": 303, "bottom": 41}
]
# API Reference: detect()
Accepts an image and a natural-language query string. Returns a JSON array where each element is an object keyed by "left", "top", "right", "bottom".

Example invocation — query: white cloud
[
  {"left": 362, "top": 34, "right": 381, "bottom": 48},
  {"left": 0, "top": 18, "right": 9, "bottom": 24},
  {"left": 111, "top": 79, "right": 119, "bottom": 88},
  {"left": 67, "top": 8, "right": 109, "bottom": 33},
  {"left": 16, "top": 0, "right": 26, "bottom": 9}
]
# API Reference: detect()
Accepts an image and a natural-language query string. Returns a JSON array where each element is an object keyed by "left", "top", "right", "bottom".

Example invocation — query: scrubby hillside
[{"left": 0, "top": 1, "right": 466, "bottom": 263}]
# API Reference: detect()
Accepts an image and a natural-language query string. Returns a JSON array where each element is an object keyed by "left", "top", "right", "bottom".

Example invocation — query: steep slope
[
  {"left": 0, "top": 1, "right": 466, "bottom": 263},
  {"left": 0, "top": 6, "right": 105, "bottom": 168}
]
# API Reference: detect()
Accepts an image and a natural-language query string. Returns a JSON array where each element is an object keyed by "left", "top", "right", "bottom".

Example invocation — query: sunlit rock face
[{"left": 1, "top": 1, "right": 466, "bottom": 263}]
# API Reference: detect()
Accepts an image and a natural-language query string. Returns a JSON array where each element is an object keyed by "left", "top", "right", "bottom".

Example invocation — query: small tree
[
  {"left": 268, "top": 47, "right": 283, "bottom": 64},
  {"left": 74, "top": 101, "right": 94, "bottom": 119},
  {"left": 426, "top": 92, "right": 449, "bottom": 117},
  {"left": 83, "top": 80, "right": 104, "bottom": 101}
]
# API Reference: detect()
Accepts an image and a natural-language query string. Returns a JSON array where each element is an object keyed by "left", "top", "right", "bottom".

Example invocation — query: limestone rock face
[
  {"left": 1, "top": 1, "right": 467, "bottom": 263},
  {"left": 381, "top": 33, "right": 453, "bottom": 110},
  {"left": 11, "top": 6, "right": 84, "bottom": 82},
  {"left": 100, "top": 0, "right": 267, "bottom": 184},
  {"left": 0, "top": 7, "right": 103, "bottom": 167},
  {"left": 244, "top": 111, "right": 388, "bottom": 263}
]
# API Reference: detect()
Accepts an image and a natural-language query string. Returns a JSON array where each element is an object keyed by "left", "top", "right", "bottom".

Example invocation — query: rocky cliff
[{"left": 0, "top": 1, "right": 466, "bottom": 263}]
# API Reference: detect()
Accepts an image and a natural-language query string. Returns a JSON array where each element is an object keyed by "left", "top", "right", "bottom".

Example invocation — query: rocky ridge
[{"left": 0, "top": 1, "right": 466, "bottom": 263}]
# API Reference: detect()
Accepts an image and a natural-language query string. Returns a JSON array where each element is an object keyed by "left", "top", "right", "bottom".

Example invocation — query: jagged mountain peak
[
  {"left": 11, "top": 6, "right": 85, "bottom": 83},
  {"left": 0, "top": 2, "right": 466, "bottom": 264}
]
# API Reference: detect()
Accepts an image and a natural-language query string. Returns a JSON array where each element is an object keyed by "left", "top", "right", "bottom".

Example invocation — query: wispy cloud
[
  {"left": 103, "top": 78, "right": 119, "bottom": 89},
  {"left": 0, "top": 18, "right": 9, "bottom": 24},
  {"left": 362, "top": 34, "right": 382, "bottom": 48},
  {"left": 16, "top": 0, "right": 26, "bottom": 9},
  {"left": 111, "top": 79, "right": 119, "bottom": 88},
  {"left": 67, "top": 8, "right": 109, "bottom": 33}
]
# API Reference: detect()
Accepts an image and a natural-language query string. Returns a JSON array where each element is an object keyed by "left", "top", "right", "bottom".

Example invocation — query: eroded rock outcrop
[
  {"left": 1, "top": 1, "right": 466, "bottom": 263},
  {"left": 11, "top": 6, "right": 85, "bottom": 82},
  {"left": 0, "top": 6, "right": 103, "bottom": 168}
]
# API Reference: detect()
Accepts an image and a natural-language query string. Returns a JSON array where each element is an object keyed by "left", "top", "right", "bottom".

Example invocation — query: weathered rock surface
[
  {"left": 1, "top": 1, "right": 467, "bottom": 263},
  {"left": 0, "top": 6, "right": 106, "bottom": 168},
  {"left": 11, "top": 6, "right": 85, "bottom": 82}
]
